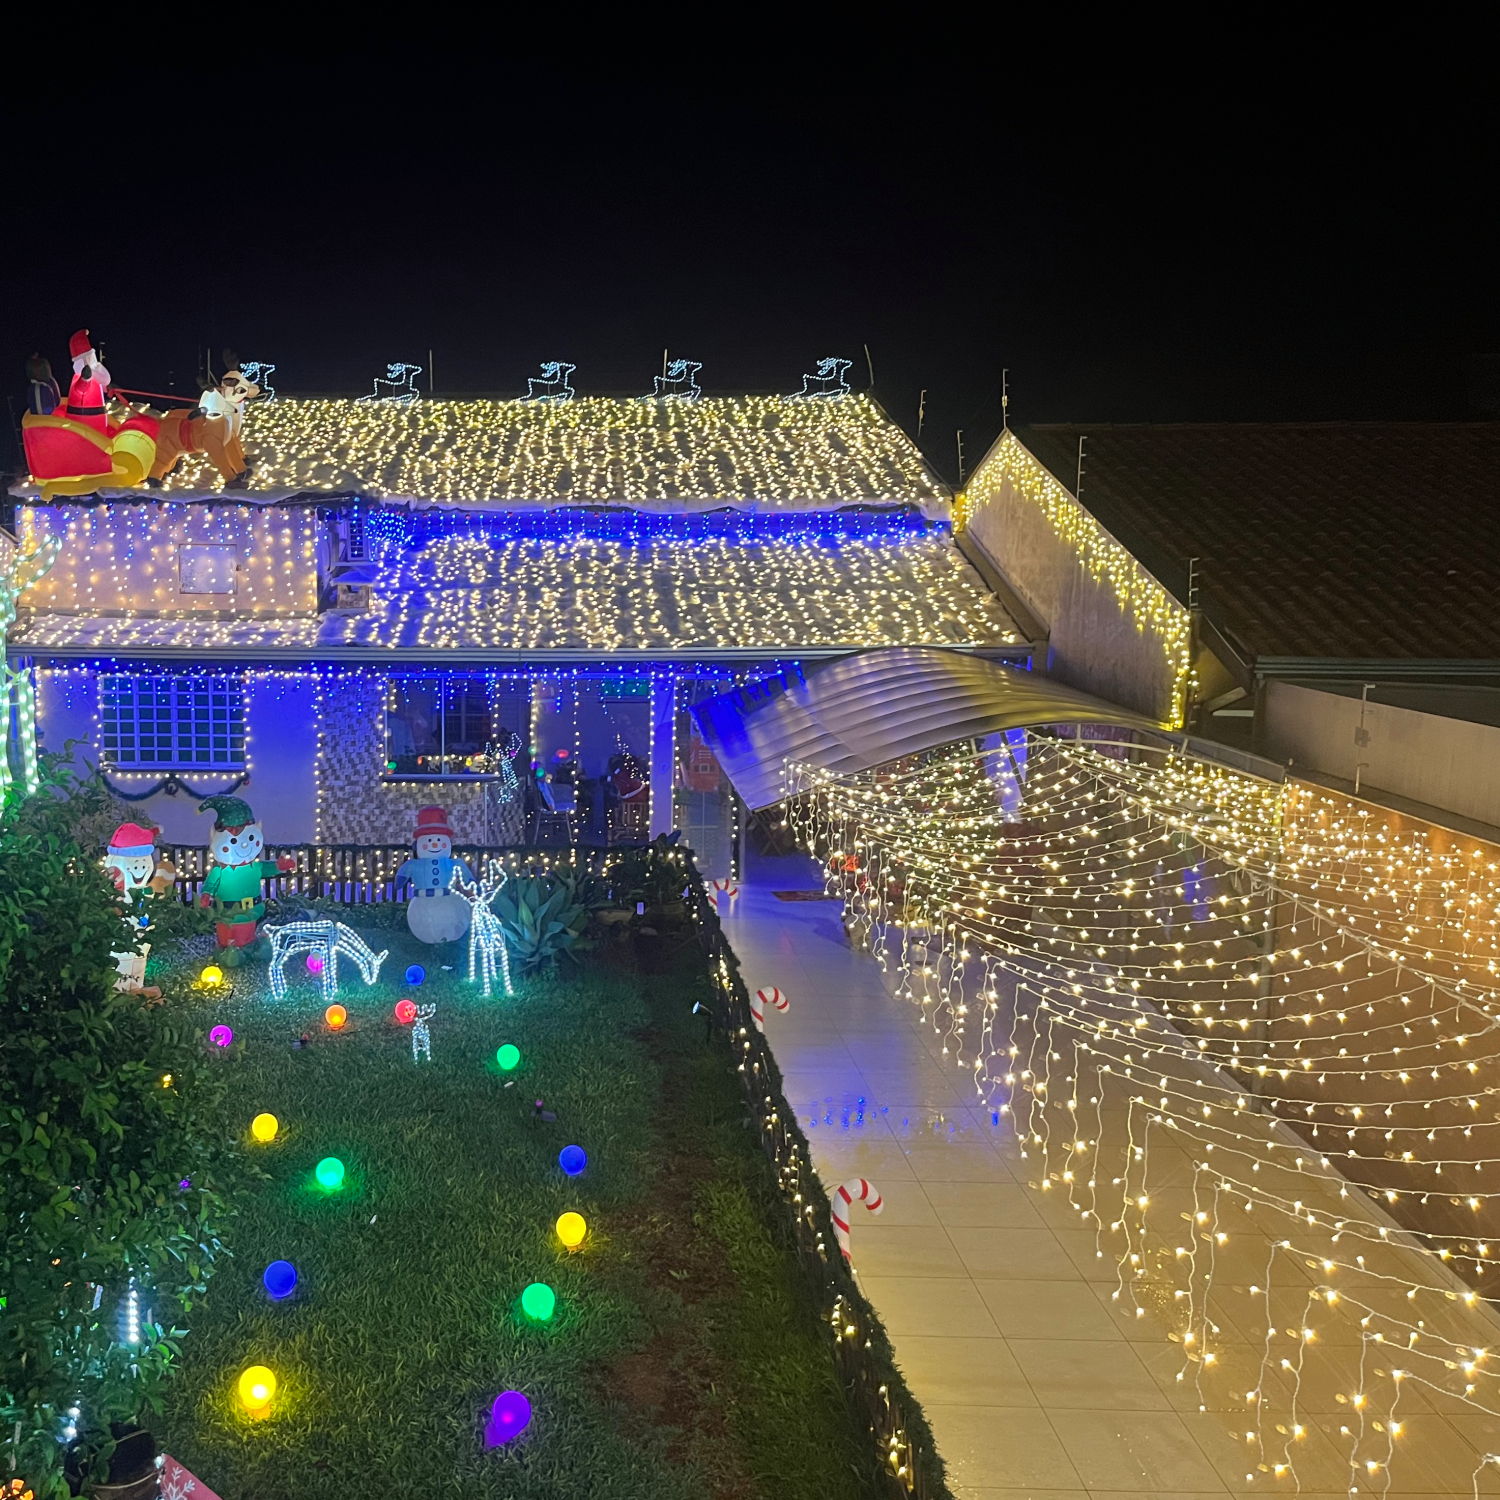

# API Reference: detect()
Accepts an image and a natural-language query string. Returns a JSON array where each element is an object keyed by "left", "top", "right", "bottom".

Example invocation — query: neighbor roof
[
  {"left": 1018, "top": 423, "right": 1500, "bottom": 661},
  {"left": 12, "top": 394, "right": 951, "bottom": 518}
]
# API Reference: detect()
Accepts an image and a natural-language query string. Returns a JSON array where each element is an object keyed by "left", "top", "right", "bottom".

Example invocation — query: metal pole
[
  {"left": 917, "top": 389, "right": 926, "bottom": 441},
  {"left": 956, "top": 430, "right": 965, "bottom": 485}
]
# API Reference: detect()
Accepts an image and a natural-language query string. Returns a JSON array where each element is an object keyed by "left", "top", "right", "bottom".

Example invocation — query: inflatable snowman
[
  {"left": 397, "top": 806, "right": 475, "bottom": 944},
  {"left": 102, "top": 820, "right": 174, "bottom": 999}
]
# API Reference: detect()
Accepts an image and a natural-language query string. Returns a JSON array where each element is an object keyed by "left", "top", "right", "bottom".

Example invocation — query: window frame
[
  {"left": 99, "top": 673, "right": 247, "bottom": 771},
  {"left": 381, "top": 673, "right": 527, "bottom": 782}
]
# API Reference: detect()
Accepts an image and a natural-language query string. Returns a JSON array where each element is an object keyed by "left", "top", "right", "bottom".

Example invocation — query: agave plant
[{"left": 491, "top": 872, "right": 592, "bottom": 973}]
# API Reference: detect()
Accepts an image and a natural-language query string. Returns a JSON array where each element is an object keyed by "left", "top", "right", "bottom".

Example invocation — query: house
[
  {"left": 5, "top": 388, "right": 1029, "bottom": 876},
  {"left": 960, "top": 422, "right": 1500, "bottom": 829}
]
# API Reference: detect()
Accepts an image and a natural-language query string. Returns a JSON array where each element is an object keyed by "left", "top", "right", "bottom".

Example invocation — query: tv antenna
[
  {"left": 916, "top": 389, "right": 927, "bottom": 441},
  {"left": 1001, "top": 368, "right": 1010, "bottom": 431},
  {"left": 1075, "top": 434, "right": 1087, "bottom": 500}
]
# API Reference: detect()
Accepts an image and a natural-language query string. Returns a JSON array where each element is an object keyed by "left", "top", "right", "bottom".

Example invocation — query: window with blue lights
[
  {"left": 384, "top": 675, "right": 527, "bottom": 779},
  {"left": 100, "top": 675, "right": 245, "bottom": 769}
]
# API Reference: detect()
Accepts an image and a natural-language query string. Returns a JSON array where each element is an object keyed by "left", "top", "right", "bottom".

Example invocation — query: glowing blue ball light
[
  {"left": 405, "top": 964, "right": 426, "bottom": 986},
  {"left": 558, "top": 1145, "right": 587, "bottom": 1177},
  {"left": 485, "top": 1389, "right": 532, "bottom": 1445},
  {"left": 263, "top": 1260, "right": 298, "bottom": 1299}
]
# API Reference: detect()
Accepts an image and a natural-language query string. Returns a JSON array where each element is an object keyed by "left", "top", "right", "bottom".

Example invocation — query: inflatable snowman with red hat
[
  {"left": 397, "top": 805, "right": 476, "bottom": 943},
  {"left": 103, "top": 821, "right": 172, "bottom": 999}
]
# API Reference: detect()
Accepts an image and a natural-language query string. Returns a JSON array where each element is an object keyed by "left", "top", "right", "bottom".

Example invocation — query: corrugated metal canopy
[{"left": 692, "top": 647, "right": 1166, "bottom": 809}]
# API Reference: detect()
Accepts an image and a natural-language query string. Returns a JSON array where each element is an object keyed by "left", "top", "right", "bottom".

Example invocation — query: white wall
[
  {"left": 34, "top": 669, "right": 319, "bottom": 845},
  {"left": 964, "top": 435, "right": 1188, "bottom": 725},
  {"left": 1264, "top": 680, "right": 1500, "bottom": 829}
]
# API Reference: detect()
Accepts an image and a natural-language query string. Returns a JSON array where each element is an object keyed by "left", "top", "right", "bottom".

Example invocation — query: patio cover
[{"left": 691, "top": 646, "right": 1166, "bottom": 809}]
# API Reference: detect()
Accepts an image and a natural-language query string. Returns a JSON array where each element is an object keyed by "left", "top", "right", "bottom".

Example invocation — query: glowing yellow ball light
[
  {"left": 238, "top": 1364, "right": 277, "bottom": 1415},
  {"left": 201, "top": 965, "right": 224, "bottom": 987},
  {"left": 251, "top": 1113, "right": 279, "bottom": 1144},
  {"left": 556, "top": 1211, "right": 587, "bottom": 1250}
]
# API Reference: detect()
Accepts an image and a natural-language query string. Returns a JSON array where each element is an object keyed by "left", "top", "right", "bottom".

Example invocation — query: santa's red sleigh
[{"left": 22, "top": 408, "right": 160, "bottom": 500}]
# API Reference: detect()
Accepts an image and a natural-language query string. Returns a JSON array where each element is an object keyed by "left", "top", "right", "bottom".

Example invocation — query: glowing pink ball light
[
  {"left": 306, "top": 954, "right": 324, "bottom": 975},
  {"left": 210, "top": 1025, "right": 233, "bottom": 1047}
]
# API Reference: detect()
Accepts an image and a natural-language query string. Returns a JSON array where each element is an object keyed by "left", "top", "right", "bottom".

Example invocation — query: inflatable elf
[{"left": 197, "top": 794, "right": 296, "bottom": 964}]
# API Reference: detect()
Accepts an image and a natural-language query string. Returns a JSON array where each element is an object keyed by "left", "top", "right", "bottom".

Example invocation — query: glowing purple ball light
[
  {"left": 210, "top": 1025, "right": 233, "bottom": 1047},
  {"left": 306, "top": 953, "right": 324, "bottom": 975},
  {"left": 485, "top": 1390, "right": 532, "bottom": 1445}
]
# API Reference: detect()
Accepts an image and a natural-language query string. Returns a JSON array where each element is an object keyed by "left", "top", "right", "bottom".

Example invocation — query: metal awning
[{"left": 691, "top": 646, "right": 1166, "bottom": 809}]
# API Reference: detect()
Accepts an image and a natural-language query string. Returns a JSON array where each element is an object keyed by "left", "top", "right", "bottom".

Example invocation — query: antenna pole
[
  {"left": 864, "top": 344, "right": 875, "bottom": 389},
  {"left": 917, "top": 389, "right": 927, "bottom": 441},
  {"left": 662, "top": 348, "right": 668, "bottom": 378},
  {"left": 1075, "top": 434, "right": 1087, "bottom": 499},
  {"left": 956, "top": 429, "right": 965, "bottom": 485},
  {"left": 1001, "top": 368, "right": 1010, "bottom": 431},
  {"left": 429, "top": 348, "right": 435, "bottom": 399}
]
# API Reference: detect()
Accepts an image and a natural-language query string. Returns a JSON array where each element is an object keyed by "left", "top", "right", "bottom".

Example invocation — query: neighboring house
[
  {"left": 960, "top": 422, "right": 1500, "bottom": 828},
  {"left": 5, "top": 393, "right": 1028, "bottom": 875}
]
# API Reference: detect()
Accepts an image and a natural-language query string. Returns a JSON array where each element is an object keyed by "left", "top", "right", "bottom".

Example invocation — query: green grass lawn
[{"left": 149, "top": 918, "right": 873, "bottom": 1499}]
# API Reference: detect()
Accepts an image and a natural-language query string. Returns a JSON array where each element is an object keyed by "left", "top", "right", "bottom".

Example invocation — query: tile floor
[{"left": 718, "top": 854, "right": 1500, "bottom": 1499}]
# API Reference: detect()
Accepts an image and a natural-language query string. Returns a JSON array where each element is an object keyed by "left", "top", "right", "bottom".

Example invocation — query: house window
[
  {"left": 384, "top": 675, "right": 527, "bottom": 778},
  {"left": 178, "top": 543, "right": 239, "bottom": 595},
  {"left": 100, "top": 675, "right": 246, "bottom": 769}
]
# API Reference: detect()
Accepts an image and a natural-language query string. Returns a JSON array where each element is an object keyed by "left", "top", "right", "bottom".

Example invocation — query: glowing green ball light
[
  {"left": 315, "top": 1156, "right": 346, "bottom": 1190},
  {"left": 520, "top": 1281, "right": 556, "bottom": 1321},
  {"left": 496, "top": 1044, "right": 521, "bottom": 1072}
]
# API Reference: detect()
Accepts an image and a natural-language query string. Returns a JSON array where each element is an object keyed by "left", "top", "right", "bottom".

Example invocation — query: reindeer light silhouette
[
  {"left": 646, "top": 358, "right": 702, "bottom": 400},
  {"left": 451, "top": 866, "right": 515, "bottom": 998},
  {"left": 266, "top": 919, "right": 389, "bottom": 1003},
  {"left": 526, "top": 361, "right": 576, "bottom": 402},
  {"left": 357, "top": 362, "right": 424, "bottom": 405},
  {"left": 793, "top": 357, "right": 852, "bottom": 398},
  {"left": 411, "top": 1002, "right": 436, "bottom": 1062},
  {"left": 239, "top": 361, "right": 277, "bottom": 402}
]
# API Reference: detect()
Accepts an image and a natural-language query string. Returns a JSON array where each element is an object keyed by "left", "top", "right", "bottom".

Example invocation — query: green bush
[
  {"left": 492, "top": 871, "right": 592, "bottom": 972},
  {"left": 0, "top": 760, "right": 241, "bottom": 1496}
]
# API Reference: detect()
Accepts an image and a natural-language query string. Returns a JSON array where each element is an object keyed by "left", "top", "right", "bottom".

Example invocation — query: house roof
[
  {"left": 12, "top": 519, "right": 1021, "bottom": 660},
  {"left": 1016, "top": 422, "right": 1500, "bottom": 662},
  {"left": 14, "top": 393, "right": 951, "bottom": 518}
]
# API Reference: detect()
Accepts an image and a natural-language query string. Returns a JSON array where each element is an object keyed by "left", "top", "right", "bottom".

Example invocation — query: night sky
[{"left": 4, "top": 56, "right": 1492, "bottom": 486}]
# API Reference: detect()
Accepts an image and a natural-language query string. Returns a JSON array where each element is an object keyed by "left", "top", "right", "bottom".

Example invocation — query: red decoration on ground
[{"left": 395, "top": 999, "right": 417, "bottom": 1024}]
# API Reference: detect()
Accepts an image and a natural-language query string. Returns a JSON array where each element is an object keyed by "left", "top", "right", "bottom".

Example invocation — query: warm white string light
[{"left": 786, "top": 733, "right": 1500, "bottom": 1489}]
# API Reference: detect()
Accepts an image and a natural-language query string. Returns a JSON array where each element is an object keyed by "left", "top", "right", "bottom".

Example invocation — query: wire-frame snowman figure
[{"left": 411, "top": 1003, "right": 436, "bottom": 1063}]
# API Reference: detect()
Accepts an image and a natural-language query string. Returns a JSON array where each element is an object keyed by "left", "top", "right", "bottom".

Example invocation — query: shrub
[
  {"left": 0, "top": 759, "right": 240, "bottom": 1496},
  {"left": 491, "top": 872, "right": 592, "bottom": 973}
]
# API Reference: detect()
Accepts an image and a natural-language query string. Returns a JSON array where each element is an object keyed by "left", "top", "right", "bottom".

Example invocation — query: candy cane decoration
[
  {"left": 750, "top": 985, "right": 788, "bottom": 1031},
  {"left": 831, "top": 1178, "right": 883, "bottom": 1261},
  {"left": 710, "top": 878, "right": 739, "bottom": 909}
]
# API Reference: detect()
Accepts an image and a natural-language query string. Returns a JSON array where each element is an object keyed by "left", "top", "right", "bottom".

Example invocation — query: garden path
[{"left": 718, "top": 853, "right": 1500, "bottom": 1500}]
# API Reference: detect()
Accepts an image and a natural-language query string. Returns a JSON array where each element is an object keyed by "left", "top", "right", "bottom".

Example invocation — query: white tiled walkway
[{"left": 719, "top": 857, "right": 1498, "bottom": 1500}]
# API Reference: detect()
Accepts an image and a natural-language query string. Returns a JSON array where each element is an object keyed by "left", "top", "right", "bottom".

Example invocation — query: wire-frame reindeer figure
[
  {"left": 450, "top": 865, "right": 515, "bottom": 998},
  {"left": 357, "top": 362, "right": 423, "bottom": 405},
  {"left": 411, "top": 1003, "right": 435, "bottom": 1062}
]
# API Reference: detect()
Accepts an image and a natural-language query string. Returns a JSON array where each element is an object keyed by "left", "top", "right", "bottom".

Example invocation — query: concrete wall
[
  {"left": 964, "top": 434, "right": 1188, "bottom": 724},
  {"left": 1263, "top": 680, "right": 1500, "bottom": 829},
  {"left": 18, "top": 503, "right": 318, "bottom": 615}
]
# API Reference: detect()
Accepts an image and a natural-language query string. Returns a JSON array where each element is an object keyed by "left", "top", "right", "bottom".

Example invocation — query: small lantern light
[
  {"left": 485, "top": 1389, "right": 532, "bottom": 1445},
  {"left": 556, "top": 1212, "right": 587, "bottom": 1249},
  {"left": 395, "top": 999, "right": 417, "bottom": 1024},
  {"left": 263, "top": 1260, "right": 297, "bottom": 1300},
  {"left": 251, "top": 1112, "right": 279, "bottom": 1143},
  {"left": 558, "top": 1145, "right": 587, "bottom": 1177},
  {"left": 496, "top": 1044, "right": 520, "bottom": 1071},
  {"left": 521, "top": 1282, "right": 556, "bottom": 1321},
  {"left": 315, "top": 1156, "right": 346, "bottom": 1191},
  {"left": 238, "top": 1364, "right": 277, "bottom": 1414},
  {"left": 201, "top": 965, "right": 224, "bottom": 987},
  {"left": 325, "top": 1004, "right": 347, "bottom": 1030}
]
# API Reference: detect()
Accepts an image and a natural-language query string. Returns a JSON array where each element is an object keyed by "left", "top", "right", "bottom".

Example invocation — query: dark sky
[{"left": 4, "top": 51, "right": 1492, "bottom": 485}]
